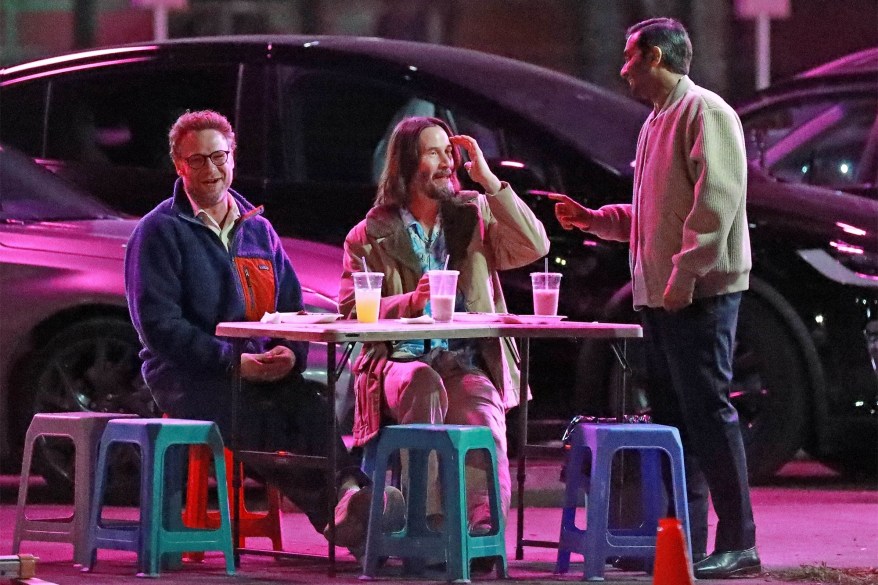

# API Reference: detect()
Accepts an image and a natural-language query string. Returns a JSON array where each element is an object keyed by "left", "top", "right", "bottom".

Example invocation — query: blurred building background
[{"left": 1, "top": 0, "right": 876, "bottom": 102}]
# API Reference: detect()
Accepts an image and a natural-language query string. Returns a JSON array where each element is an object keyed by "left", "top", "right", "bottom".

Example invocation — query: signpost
[
  {"left": 735, "top": 0, "right": 791, "bottom": 89},
  {"left": 131, "top": 0, "right": 187, "bottom": 41}
]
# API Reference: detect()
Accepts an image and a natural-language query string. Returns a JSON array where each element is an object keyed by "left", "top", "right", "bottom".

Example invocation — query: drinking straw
[
  {"left": 443, "top": 255, "right": 450, "bottom": 270},
  {"left": 361, "top": 256, "right": 373, "bottom": 289},
  {"left": 545, "top": 257, "right": 549, "bottom": 275}
]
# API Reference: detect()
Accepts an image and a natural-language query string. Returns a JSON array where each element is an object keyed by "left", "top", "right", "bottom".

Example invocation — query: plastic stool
[
  {"left": 83, "top": 418, "right": 235, "bottom": 577},
  {"left": 182, "top": 445, "right": 283, "bottom": 561},
  {"left": 362, "top": 424, "right": 507, "bottom": 583},
  {"left": 555, "top": 422, "right": 690, "bottom": 581},
  {"left": 13, "top": 412, "right": 138, "bottom": 565}
]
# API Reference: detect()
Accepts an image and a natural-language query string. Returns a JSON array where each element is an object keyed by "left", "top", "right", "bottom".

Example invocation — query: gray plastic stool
[{"left": 13, "top": 412, "right": 137, "bottom": 565}]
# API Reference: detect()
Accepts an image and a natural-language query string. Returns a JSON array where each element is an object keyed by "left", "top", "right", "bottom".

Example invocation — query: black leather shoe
[{"left": 693, "top": 547, "right": 761, "bottom": 579}]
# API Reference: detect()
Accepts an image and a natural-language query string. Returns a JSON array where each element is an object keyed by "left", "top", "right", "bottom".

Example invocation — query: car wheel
[
  {"left": 574, "top": 289, "right": 809, "bottom": 484},
  {"left": 19, "top": 317, "right": 158, "bottom": 502}
]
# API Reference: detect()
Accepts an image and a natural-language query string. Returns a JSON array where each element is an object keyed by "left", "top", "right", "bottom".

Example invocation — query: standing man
[
  {"left": 125, "top": 110, "right": 394, "bottom": 541},
  {"left": 338, "top": 117, "right": 549, "bottom": 552},
  {"left": 551, "top": 18, "right": 760, "bottom": 579}
]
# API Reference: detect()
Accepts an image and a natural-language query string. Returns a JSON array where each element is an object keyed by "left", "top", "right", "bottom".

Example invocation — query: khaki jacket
[{"left": 340, "top": 184, "right": 549, "bottom": 445}]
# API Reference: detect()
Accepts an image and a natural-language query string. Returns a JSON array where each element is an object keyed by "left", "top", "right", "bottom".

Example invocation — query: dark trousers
[
  {"left": 207, "top": 376, "right": 362, "bottom": 532},
  {"left": 641, "top": 292, "right": 756, "bottom": 556}
]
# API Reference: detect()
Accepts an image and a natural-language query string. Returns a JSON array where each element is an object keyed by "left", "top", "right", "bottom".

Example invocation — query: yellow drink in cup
[
  {"left": 355, "top": 287, "right": 381, "bottom": 323},
  {"left": 352, "top": 272, "right": 384, "bottom": 323}
]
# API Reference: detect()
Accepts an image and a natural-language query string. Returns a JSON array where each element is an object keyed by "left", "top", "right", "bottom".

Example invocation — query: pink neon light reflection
[
  {"left": 1, "top": 46, "right": 157, "bottom": 75},
  {"left": 835, "top": 221, "right": 867, "bottom": 237},
  {"left": 499, "top": 160, "right": 525, "bottom": 168},
  {"left": 2, "top": 58, "right": 153, "bottom": 86},
  {"left": 830, "top": 241, "right": 864, "bottom": 255},
  {"left": 528, "top": 190, "right": 565, "bottom": 198}
]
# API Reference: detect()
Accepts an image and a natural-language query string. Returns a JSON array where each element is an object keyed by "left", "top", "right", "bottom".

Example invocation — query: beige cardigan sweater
[
  {"left": 589, "top": 76, "right": 752, "bottom": 308},
  {"left": 339, "top": 184, "right": 549, "bottom": 445}
]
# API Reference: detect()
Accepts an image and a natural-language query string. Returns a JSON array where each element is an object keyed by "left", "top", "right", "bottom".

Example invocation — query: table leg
[
  {"left": 609, "top": 339, "right": 630, "bottom": 419},
  {"left": 327, "top": 341, "right": 337, "bottom": 576},
  {"left": 230, "top": 338, "right": 244, "bottom": 569},
  {"left": 515, "top": 337, "right": 530, "bottom": 560}
]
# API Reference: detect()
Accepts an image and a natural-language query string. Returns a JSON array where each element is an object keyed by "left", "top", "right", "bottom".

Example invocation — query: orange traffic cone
[{"left": 652, "top": 517, "right": 694, "bottom": 585}]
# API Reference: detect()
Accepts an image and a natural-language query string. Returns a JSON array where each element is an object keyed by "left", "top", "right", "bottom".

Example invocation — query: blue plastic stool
[
  {"left": 361, "top": 424, "right": 507, "bottom": 583},
  {"left": 83, "top": 418, "right": 235, "bottom": 577},
  {"left": 555, "top": 423, "right": 690, "bottom": 581}
]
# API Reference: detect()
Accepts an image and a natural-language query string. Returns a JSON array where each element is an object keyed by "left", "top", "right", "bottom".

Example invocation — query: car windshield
[
  {"left": 0, "top": 146, "right": 122, "bottom": 222},
  {"left": 743, "top": 95, "right": 877, "bottom": 189}
]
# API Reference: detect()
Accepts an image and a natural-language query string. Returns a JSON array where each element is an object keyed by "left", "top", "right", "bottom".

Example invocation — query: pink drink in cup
[
  {"left": 530, "top": 272, "right": 562, "bottom": 316},
  {"left": 427, "top": 270, "right": 459, "bottom": 322}
]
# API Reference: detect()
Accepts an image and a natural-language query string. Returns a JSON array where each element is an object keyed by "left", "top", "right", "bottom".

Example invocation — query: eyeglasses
[{"left": 180, "top": 150, "right": 229, "bottom": 169}]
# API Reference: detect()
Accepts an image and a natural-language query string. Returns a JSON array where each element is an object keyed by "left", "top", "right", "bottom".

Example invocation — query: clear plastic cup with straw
[
  {"left": 353, "top": 258, "right": 382, "bottom": 323},
  {"left": 427, "top": 269, "right": 458, "bottom": 322},
  {"left": 531, "top": 258, "right": 561, "bottom": 316}
]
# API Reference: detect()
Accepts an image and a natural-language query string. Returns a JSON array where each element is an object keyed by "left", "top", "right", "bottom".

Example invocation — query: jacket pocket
[{"left": 234, "top": 257, "right": 276, "bottom": 321}]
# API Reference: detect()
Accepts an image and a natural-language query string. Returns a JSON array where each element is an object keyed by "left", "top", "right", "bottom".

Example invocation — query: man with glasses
[{"left": 125, "top": 110, "right": 403, "bottom": 547}]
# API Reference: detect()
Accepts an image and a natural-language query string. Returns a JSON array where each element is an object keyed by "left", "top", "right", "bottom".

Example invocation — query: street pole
[
  {"left": 734, "top": 0, "right": 790, "bottom": 92},
  {"left": 755, "top": 12, "right": 771, "bottom": 90},
  {"left": 153, "top": 4, "right": 168, "bottom": 41}
]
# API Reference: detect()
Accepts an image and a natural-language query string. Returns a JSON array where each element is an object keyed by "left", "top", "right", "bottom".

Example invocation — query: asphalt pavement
[{"left": 1, "top": 453, "right": 876, "bottom": 584}]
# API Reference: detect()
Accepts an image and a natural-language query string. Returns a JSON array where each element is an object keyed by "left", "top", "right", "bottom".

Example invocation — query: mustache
[{"left": 433, "top": 170, "right": 453, "bottom": 179}]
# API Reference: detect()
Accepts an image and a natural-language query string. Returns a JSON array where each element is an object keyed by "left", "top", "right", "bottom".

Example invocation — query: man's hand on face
[
  {"left": 662, "top": 283, "right": 693, "bottom": 312},
  {"left": 411, "top": 273, "right": 431, "bottom": 313},
  {"left": 240, "top": 345, "right": 296, "bottom": 382},
  {"left": 450, "top": 134, "right": 502, "bottom": 195},
  {"left": 547, "top": 193, "right": 594, "bottom": 231}
]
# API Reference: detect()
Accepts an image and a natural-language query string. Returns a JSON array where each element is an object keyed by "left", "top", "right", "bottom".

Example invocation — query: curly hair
[{"left": 168, "top": 110, "right": 236, "bottom": 159}]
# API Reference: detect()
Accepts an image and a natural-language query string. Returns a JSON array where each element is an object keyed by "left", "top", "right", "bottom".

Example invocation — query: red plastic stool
[{"left": 183, "top": 445, "right": 283, "bottom": 561}]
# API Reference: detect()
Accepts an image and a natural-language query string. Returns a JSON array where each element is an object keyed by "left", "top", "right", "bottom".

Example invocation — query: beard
[
  {"left": 426, "top": 180, "right": 455, "bottom": 202},
  {"left": 415, "top": 169, "right": 456, "bottom": 202}
]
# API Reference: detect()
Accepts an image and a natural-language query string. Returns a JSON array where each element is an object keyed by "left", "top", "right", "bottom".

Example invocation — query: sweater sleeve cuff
[{"left": 487, "top": 181, "right": 510, "bottom": 196}]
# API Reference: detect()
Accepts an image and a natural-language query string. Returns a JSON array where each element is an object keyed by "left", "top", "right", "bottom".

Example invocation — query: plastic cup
[
  {"left": 531, "top": 272, "right": 562, "bottom": 316},
  {"left": 352, "top": 272, "right": 383, "bottom": 323},
  {"left": 427, "top": 269, "right": 459, "bottom": 322}
]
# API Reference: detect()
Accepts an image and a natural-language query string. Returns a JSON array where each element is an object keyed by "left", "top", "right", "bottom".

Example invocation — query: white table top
[{"left": 215, "top": 317, "right": 642, "bottom": 343}]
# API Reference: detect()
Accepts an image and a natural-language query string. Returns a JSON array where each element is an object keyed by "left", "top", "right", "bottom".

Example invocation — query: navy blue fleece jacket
[{"left": 125, "top": 179, "right": 308, "bottom": 421}]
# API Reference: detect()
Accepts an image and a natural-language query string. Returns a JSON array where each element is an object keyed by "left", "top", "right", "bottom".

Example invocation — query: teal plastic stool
[
  {"left": 361, "top": 424, "right": 507, "bottom": 583},
  {"left": 555, "top": 423, "right": 690, "bottom": 581},
  {"left": 83, "top": 418, "right": 235, "bottom": 577}
]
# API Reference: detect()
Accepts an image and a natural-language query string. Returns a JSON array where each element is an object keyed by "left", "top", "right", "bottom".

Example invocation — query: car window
[
  {"left": 274, "top": 67, "right": 410, "bottom": 183},
  {"left": 454, "top": 112, "right": 557, "bottom": 195},
  {"left": 0, "top": 80, "right": 47, "bottom": 157},
  {"left": 453, "top": 114, "right": 502, "bottom": 160},
  {"left": 744, "top": 95, "right": 877, "bottom": 189},
  {"left": 0, "top": 147, "right": 120, "bottom": 221},
  {"left": 45, "top": 65, "right": 239, "bottom": 171}
]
